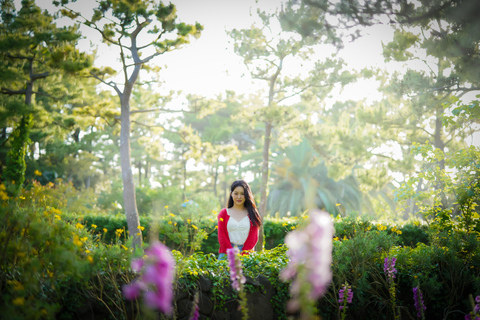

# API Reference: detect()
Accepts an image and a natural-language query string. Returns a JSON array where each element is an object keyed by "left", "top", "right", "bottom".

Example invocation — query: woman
[{"left": 217, "top": 179, "right": 262, "bottom": 259}]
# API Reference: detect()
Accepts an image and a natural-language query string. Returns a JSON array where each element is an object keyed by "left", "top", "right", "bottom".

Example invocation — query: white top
[{"left": 226, "top": 208, "right": 251, "bottom": 246}]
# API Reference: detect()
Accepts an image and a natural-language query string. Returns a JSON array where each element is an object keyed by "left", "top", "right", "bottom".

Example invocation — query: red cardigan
[{"left": 217, "top": 208, "right": 259, "bottom": 254}]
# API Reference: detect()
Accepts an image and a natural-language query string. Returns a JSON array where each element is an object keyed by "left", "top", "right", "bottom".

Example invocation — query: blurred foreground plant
[
  {"left": 280, "top": 209, "right": 334, "bottom": 319},
  {"left": 123, "top": 241, "right": 175, "bottom": 314}
]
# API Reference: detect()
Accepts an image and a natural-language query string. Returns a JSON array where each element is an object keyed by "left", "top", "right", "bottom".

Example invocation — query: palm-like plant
[{"left": 268, "top": 140, "right": 364, "bottom": 217}]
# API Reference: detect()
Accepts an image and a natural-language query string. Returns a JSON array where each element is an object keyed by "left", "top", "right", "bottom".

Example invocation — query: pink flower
[
  {"left": 122, "top": 282, "right": 140, "bottom": 300},
  {"left": 384, "top": 257, "right": 397, "bottom": 282},
  {"left": 131, "top": 258, "right": 144, "bottom": 272},
  {"left": 227, "top": 247, "right": 246, "bottom": 291},
  {"left": 280, "top": 210, "right": 334, "bottom": 310},
  {"left": 122, "top": 241, "right": 175, "bottom": 314}
]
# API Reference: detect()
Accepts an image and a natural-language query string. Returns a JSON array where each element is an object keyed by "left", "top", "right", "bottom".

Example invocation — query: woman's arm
[
  {"left": 241, "top": 222, "right": 259, "bottom": 252},
  {"left": 217, "top": 209, "right": 231, "bottom": 253}
]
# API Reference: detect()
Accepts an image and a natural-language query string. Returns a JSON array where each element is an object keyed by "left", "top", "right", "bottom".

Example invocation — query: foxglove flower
[
  {"left": 227, "top": 247, "right": 246, "bottom": 291},
  {"left": 339, "top": 283, "right": 353, "bottom": 311},
  {"left": 122, "top": 241, "right": 175, "bottom": 314},
  {"left": 280, "top": 210, "right": 334, "bottom": 311},
  {"left": 413, "top": 287, "right": 426, "bottom": 318},
  {"left": 190, "top": 292, "right": 200, "bottom": 320},
  {"left": 384, "top": 257, "right": 397, "bottom": 282}
]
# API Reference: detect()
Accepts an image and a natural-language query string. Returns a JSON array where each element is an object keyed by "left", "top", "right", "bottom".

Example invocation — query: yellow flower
[
  {"left": 164, "top": 205, "right": 169, "bottom": 209},
  {"left": 87, "top": 256, "right": 93, "bottom": 264},
  {"left": 212, "top": 210, "right": 217, "bottom": 214},
  {"left": 12, "top": 297, "right": 24, "bottom": 306},
  {"left": 290, "top": 226, "right": 295, "bottom": 230},
  {"left": 55, "top": 215, "right": 61, "bottom": 220},
  {"left": 47, "top": 270, "right": 54, "bottom": 278},
  {"left": 187, "top": 219, "right": 191, "bottom": 224},
  {"left": 174, "top": 223, "right": 177, "bottom": 226},
  {"left": 13, "top": 282, "right": 24, "bottom": 291},
  {"left": 215, "top": 225, "right": 218, "bottom": 229},
  {"left": 366, "top": 226, "right": 371, "bottom": 231},
  {"left": 85, "top": 250, "right": 90, "bottom": 253},
  {"left": 34, "top": 169, "right": 42, "bottom": 176},
  {"left": 192, "top": 225, "right": 198, "bottom": 230},
  {"left": 80, "top": 237, "right": 88, "bottom": 242},
  {"left": 91, "top": 224, "right": 97, "bottom": 229},
  {"left": 343, "top": 236, "right": 348, "bottom": 240},
  {"left": 282, "top": 223, "right": 288, "bottom": 227},
  {"left": 169, "top": 213, "right": 175, "bottom": 217},
  {"left": 184, "top": 199, "right": 189, "bottom": 202},
  {"left": 121, "top": 245, "right": 128, "bottom": 251},
  {"left": 116, "top": 228, "right": 124, "bottom": 234},
  {"left": 103, "top": 228, "right": 107, "bottom": 233},
  {"left": 168, "top": 221, "right": 172, "bottom": 225},
  {"left": 137, "top": 226, "right": 145, "bottom": 231},
  {"left": 336, "top": 203, "right": 341, "bottom": 206},
  {"left": 75, "top": 223, "right": 84, "bottom": 230},
  {"left": 333, "top": 237, "right": 339, "bottom": 241},
  {"left": 73, "top": 235, "right": 83, "bottom": 247},
  {"left": 19, "top": 196, "right": 25, "bottom": 200},
  {"left": 220, "top": 218, "right": 224, "bottom": 222}
]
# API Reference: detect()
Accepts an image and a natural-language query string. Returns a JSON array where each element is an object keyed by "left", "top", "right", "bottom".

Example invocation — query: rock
[
  {"left": 175, "top": 288, "right": 189, "bottom": 301},
  {"left": 198, "top": 276, "right": 213, "bottom": 292},
  {"left": 176, "top": 298, "right": 193, "bottom": 319},
  {"left": 256, "top": 274, "right": 274, "bottom": 301},
  {"left": 231, "top": 291, "right": 274, "bottom": 320},
  {"left": 198, "top": 292, "right": 214, "bottom": 315},
  {"left": 245, "top": 275, "right": 261, "bottom": 287},
  {"left": 212, "top": 309, "right": 231, "bottom": 320}
]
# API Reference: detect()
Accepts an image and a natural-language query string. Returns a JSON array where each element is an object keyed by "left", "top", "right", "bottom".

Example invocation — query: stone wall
[{"left": 174, "top": 274, "right": 277, "bottom": 320}]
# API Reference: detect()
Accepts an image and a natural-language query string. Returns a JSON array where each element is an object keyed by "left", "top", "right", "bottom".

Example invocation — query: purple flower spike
[
  {"left": 338, "top": 283, "right": 353, "bottom": 310},
  {"left": 384, "top": 257, "right": 397, "bottom": 283},
  {"left": 280, "top": 210, "right": 333, "bottom": 310},
  {"left": 122, "top": 282, "right": 140, "bottom": 300},
  {"left": 413, "top": 287, "right": 426, "bottom": 318},
  {"left": 227, "top": 247, "right": 246, "bottom": 291},
  {"left": 122, "top": 241, "right": 175, "bottom": 315},
  {"left": 347, "top": 288, "right": 353, "bottom": 304},
  {"left": 131, "top": 258, "right": 144, "bottom": 272}
]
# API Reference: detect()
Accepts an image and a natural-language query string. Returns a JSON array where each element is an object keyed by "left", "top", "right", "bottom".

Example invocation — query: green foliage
[
  {"left": 0, "top": 186, "right": 93, "bottom": 318},
  {"left": 268, "top": 140, "right": 364, "bottom": 216},
  {"left": 4, "top": 114, "right": 32, "bottom": 195},
  {"left": 1, "top": 180, "right": 479, "bottom": 319}
]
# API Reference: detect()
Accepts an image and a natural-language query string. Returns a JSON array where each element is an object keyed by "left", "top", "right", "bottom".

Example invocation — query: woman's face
[{"left": 231, "top": 186, "right": 246, "bottom": 207}]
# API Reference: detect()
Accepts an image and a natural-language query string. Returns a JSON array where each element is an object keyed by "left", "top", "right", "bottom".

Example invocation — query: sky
[
  {"left": 13, "top": 0, "right": 480, "bottom": 183},
  {"left": 52, "top": 0, "right": 398, "bottom": 102}
]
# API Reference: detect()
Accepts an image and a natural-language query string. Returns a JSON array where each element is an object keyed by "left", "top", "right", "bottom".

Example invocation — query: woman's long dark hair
[{"left": 227, "top": 179, "right": 262, "bottom": 227}]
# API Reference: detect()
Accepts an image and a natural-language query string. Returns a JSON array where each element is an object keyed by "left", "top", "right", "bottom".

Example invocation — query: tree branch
[
  {"left": 31, "top": 71, "right": 50, "bottom": 81},
  {"left": 131, "top": 108, "right": 195, "bottom": 114},
  {"left": 131, "top": 120, "right": 177, "bottom": 134},
  {"left": 90, "top": 71, "right": 122, "bottom": 96},
  {"left": 277, "top": 85, "right": 314, "bottom": 103},
  {"left": 1, "top": 88, "right": 27, "bottom": 95},
  {"left": 137, "top": 29, "right": 167, "bottom": 50}
]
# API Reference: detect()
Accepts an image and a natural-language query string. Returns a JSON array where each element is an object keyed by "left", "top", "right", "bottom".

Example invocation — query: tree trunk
[
  {"left": 145, "top": 158, "right": 149, "bottom": 185},
  {"left": 256, "top": 121, "right": 273, "bottom": 251},
  {"left": 138, "top": 160, "right": 142, "bottom": 187},
  {"left": 434, "top": 105, "right": 445, "bottom": 170},
  {"left": 120, "top": 92, "right": 141, "bottom": 247},
  {"left": 182, "top": 158, "right": 187, "bottom": 202}
]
